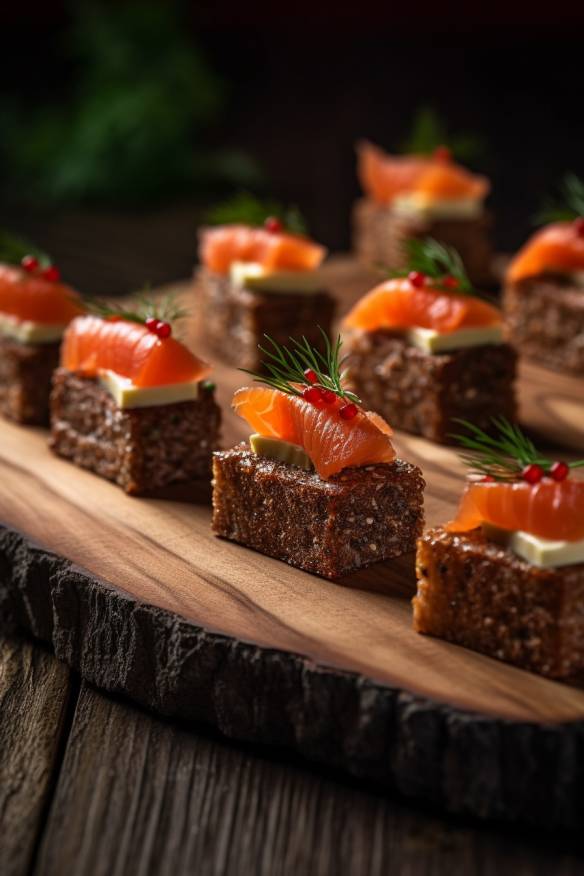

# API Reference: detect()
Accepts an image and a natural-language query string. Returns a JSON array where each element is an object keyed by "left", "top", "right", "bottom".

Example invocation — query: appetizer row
[
  {"left": 353, "top": 141, "right": 584, "bottom": 376},
  {"left": 0, "top": 221, "right": 581, "bottom": 685},
  {"left": 215, "top": 344, "right": 583, "bottom": 681},
  {"left": 0, "top": 249, "right": 221, "bottom": 493},
  {"left": 194, "top": 214, "right": 580, "bottom": 452},
  {"left": 2, "top": 171, "right": 581, "bottom": 444},
  {"left": 1, "top": 260, "right": 583, "bottom": 684}
]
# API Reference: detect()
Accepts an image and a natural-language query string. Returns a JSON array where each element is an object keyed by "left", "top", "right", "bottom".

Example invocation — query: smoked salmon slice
[
  {"left": 357, "top": 140, "right": 489, "bottom": 205},
  {"left": 233, "top": 386, "right": 396, "bottom": 479},
  {"left": 447, "top": 479, "right": 584, "bottom": 542},
  {"left": 0, "top": 264, "right": 83, "bottom": 325},
  {"left": 343, "top": 277, "right": 501, "bottom": 334},
  {"left": 507, "top": 222, "right": 584, "bottom": 283},
  {"left": 199, "top": 225, "right": 327, "bottom": 275},
  {"left": 61, "top": 315, "right": 211, "bottom": 388}
]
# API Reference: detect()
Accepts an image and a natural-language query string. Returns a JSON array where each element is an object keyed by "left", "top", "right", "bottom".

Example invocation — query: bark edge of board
[{"left": 1, "top": 523, "right": 583, "bottom": 832}]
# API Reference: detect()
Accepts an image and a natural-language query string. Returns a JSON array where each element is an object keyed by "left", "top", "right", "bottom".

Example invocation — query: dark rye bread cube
[
  {"left": 352, "top": 198, "right": 494, "bottom": 287},
  {"left": 343, "top": 329, "right": 517, "bottom": 444},
  {"left": 50, "top": 369, "right": 221, "bottom": 496},
  {"left": 197, "top": 269, "right": 335, "bottom": 372},
  {"left": 413, "top": 526, "right": 584, "bottom": 678},
  {"left": 212, "top": 444, "right": 425, "bottom": 579},
  {"left": 503, "top": 275, "right": 584, "bottom": 375},
  {"left": 0, "top": 336, "right": 60, "bottom": 425}
]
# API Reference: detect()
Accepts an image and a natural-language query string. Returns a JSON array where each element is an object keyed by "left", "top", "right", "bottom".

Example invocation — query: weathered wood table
[
  {"left": 1, "top": 259, "right": 584, "bottom": 873},
  {"left": 2, "top": 633, "right": 584, "bottom": 876}
]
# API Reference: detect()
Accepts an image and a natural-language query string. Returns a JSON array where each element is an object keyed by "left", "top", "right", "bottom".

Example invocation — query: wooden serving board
[{"left": 1, "top": 259, "right": 583, "bottom": 831}]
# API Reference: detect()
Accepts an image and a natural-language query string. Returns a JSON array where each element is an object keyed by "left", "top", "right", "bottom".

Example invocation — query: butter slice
[
  {"left": 391, "top": 195, "right": 484, "bottom": 221},
  {"left": 230, "top": 261, "right": 322, "bottom": 294},
  {"left": 407, "top": 325, "right": 503, "bottom": 353},
  {"left": 99, "top": 370, "right": 201, "bottom": 410},
  {"left": 0, "top": 313, "right": 67, "bottom": 343},
  {"left": 483, "top": 523, "right": 584, "bottom": 569}
]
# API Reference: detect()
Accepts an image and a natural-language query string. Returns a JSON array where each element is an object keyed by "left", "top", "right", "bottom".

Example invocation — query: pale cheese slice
[
  {"left": 391, "top": 195, "right": 484, "bottom": 221},
  {"left": 0, "top": 313, "right": 67, "bottom": 344},
  {"left": 99, "top": 370, "right": 202, "bottom": 410},
  {"left": 483, "top": 523, "right": 584, "bottom": 569},
  {"left": 407, "top": 325, "right": 504, "bottom": 354},
  {"left": 230, "top": 261, "right": 323, "bottom": 294}
]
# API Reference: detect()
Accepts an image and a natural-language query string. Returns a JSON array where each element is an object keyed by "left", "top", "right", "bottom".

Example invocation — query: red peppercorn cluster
[
  {"left": 521, "top": 463, "right": 544, "bottom": 484},
  {"left": 407, "top": 270, "right": 459, "bottom": 290},
  {"left": 549, "top": 460, "right": 569, "bottom": 481},
  {"left": 302, "top": 386, "right": 325, "bottom": 404},
  {"left": 301, "top": 379, "right": 358, "bottom": 420},
  {"left": 264, "top": 216, "right": 283, "bottom": 234},
  {"left": 521, "top": 460, "right": 570, "bottom": 485},
  {"left": 21, "top": 255, "right": 61, "bottom": 282},
  {"left": 339, "top": 403, "right": 358, "bottom": 420},
  {"left": 145, "top": 317, "right": 172, "bottom": 339},
  {"left": 408, "top": 271, "right": 426, "bottom": 288},
  {"left": 302, "top": 385, "right": 336, "bottom": 405},
  {"left": 302, "top": 370, "right": 336, "bottom": 406},
  {"left": 433, "top": 145, "right": 452, "bottom": 163}
]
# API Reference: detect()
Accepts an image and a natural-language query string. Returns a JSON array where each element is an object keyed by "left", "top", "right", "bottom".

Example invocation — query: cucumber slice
[{"left": 250, "top": 433, "right": 314, "bottom": 471}]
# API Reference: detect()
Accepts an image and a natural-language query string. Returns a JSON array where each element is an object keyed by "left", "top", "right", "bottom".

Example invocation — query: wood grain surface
[
  {"left": 1, "top": 414, "right": 584, "bottom": 725},
  {"left": 0, "top": 260, "right": 583, "bottom": 724},
  {"left": 32, "top": 679, "right": 584, "bottom": 876},
  {"left": 0, "top": 258, "right": 583, "bottom": 831},
  {"left": 0, "top": 635, "right": 580, "bottom": 876},
  {"left": 0, "top": 638, "right": 73, "bottom": 876}
]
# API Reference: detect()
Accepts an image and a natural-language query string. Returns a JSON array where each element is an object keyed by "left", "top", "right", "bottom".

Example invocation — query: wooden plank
[
  {"left": 2, "top": 472, "right": 584, "bottom": 830},
  {"left": 0, "top": 260, "right": 583, "bottom": 828},
  {"left": 0, "top": 410, "right": 583, "bottom": 726},
  {"left": 34, "top": 682, "right": 584, "bottom": 876},
  {"left": 0, "top": 636, "right": 73, "bottom": 876}
]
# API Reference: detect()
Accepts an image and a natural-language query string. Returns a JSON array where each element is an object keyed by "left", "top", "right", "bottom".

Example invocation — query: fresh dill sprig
[
  {"left": 452, "top": 418, "right": 584, "bottom": 480},
  {"left": 241, "top": 329, "right": 361, "bottom": 404},
  {"left": 401, "top": 106, "right": 486, "bottom": 163},
  {"left": 84, "top": 292, "right": 189, "bottom": 326},
  {"left": 205, "top": 191, "right": 308, "bottom": 235},
  {"left": 0, "top": 230, "right": 51, "bottom": 268},
  {"left": 386, "top": 238, "right": 474, "bottom": 295},
  {"left": 534, "top": 173, "right": 584, "bottom": 225}
]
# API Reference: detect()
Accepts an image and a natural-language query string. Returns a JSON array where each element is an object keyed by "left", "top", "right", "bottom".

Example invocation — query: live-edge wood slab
[{"left": 1, "top": 262, "right": 584, "bottom": 831}]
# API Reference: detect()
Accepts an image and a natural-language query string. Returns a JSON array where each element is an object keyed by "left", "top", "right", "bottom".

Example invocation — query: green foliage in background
[
  {"left": 401, "top": 106, "right": 486, "bottom": 164},
  {"left": 0, "top": 231, "right": 50, "bottom": 266},
  {"left": 2, "top": 1, "right": 262, "bottom": 206},
  {"left": 206, "top": 192, "right": 308, "bottom": 235},
  {"left": 534, "top": 173, "right": 584, "bottom": 225}
]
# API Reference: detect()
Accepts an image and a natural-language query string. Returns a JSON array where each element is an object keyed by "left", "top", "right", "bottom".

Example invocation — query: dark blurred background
[{"left": 1, "top": 2, "right": 583, "bottom": 294}]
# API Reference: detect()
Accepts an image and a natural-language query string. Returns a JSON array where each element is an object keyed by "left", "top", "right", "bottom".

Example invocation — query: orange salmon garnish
[
  {"left": 343, "top": 277, "right": 501, "bottom": 334},
  {"left": 0, "top": 264, "right": 83, "bottom": 325},
  {"left": 357, "top": 140, "right": 489, "bottom": 206},
  {"left": 61, "top": 315, "right": 211, "bottom": 388},
  {"left": 507, "top": 221, "right": 584, "bottom": 284},
  {"left": 199, "top": 225, "right": 327, "bottom": 275},
  {"left": 233, "top": 386, "right": 395, "bottom": 480},
  {"left": 447, "top": 479, "right": 584, "bottom": 542}
]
